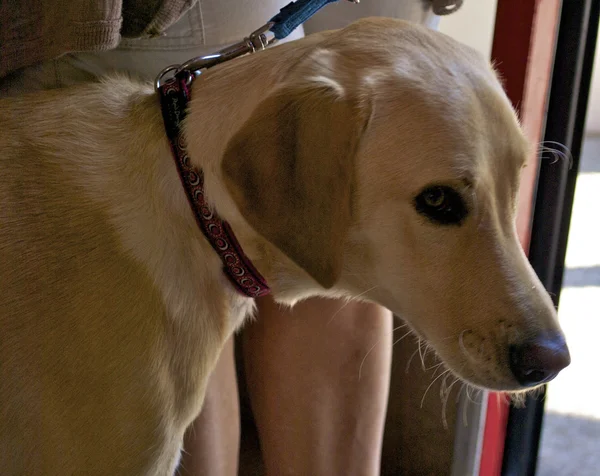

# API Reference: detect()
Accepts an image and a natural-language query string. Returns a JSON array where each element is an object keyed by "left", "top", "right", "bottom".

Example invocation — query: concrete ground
[{"left": 537, "top": 136, "right": 600, "bottom": 476}]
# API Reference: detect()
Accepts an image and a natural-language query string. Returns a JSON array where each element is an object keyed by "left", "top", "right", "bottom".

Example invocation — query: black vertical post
[{"left": 501, "top": 1, "right": 600, "bottom": 475}]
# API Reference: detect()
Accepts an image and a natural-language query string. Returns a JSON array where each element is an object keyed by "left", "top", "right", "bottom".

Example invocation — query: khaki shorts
[{"left": 0, "top": 0, "right": 436, "bottom": 95}]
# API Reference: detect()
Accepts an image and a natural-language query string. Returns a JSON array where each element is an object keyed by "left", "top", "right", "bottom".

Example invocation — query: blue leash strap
[{"left": 269, "top": 0, "right": 343, "bottom": 40}]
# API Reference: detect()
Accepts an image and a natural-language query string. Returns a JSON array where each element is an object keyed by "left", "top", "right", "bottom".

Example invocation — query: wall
[{"left": 437, "top": 0, "right": 499, "bottom": 59}]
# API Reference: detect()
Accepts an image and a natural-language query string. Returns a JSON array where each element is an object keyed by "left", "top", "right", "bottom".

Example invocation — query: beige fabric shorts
[{"left": 0, "top": 0, "right": 437, "bottom": 95}]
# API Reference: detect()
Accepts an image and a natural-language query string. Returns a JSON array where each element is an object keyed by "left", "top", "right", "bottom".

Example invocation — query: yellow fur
[{"left": 0, "top": 18, "right": 567, "bottom": 474}]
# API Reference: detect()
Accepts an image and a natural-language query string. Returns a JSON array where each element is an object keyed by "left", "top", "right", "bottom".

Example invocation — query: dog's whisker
[
  {"left": 358, "top": 323, "right": 409, "bottom": 380},
  {"left": 430, "top": 362, "right": 446, "bottom": 380},
  {"left": 441, "top": 376, "right": 460, "bottom": 430},
  {"left": 513, "top": 392, "right": 526, "bottom": 407},
  {"left": 491, "top": 392, "right": 503, "bottom": 408},
  {"left": 440, "top": 371, "right": 453, "bottom": 403},
  {"left": 538, "top": 145, "right": 568, "bottom": 161},
  {"left": 442, "top": 374, "right": 460, "bottom": 401},
  {"left": 459, "top": 384, "right": 470, "bottom": 427},
  {"left": 360, "top": 322, "right": 412, "bottom": 380},
  {"left": 393, "top": 330, "right": 415, "bottom": 349},
  {"left": 425, "top": 360, "right": 444, "bottom": 373},
  {"left": 358, "top": 340, "right": 381, "bottom": 381},
  {"left": 463, "top": 385, "right": 470, "bottom": 426},
  {"left": 494, "top": 392, "right": 503, "bottom": 414},
  {"left": 405, "top": 346, "right": 421, "bottom": 374},
  {"left": 391, "top": 322, "right": 410, "bottom": 334},
  {"left": 418, "top": 338, "right": 427, "bottom": 371},
  {"left": 465, "top": 385, "right": 482, "bottom": 405},
  {"left": 326, "top": 300, "right": 353, "bottom": 326},
  {"left": 176, "top": 462, "right": 186, "bottom": 475},
  {"left": 437, "top": 361, "right": 468, "bottom": 429},
  {"left": 326, "top": 285, "right": 378, "bottom": 325},
  {"left": 421, "top": 369, "right": 452, "bottom": 408},
  {"left": 179, "top": 446, "right": 191, "bottom": 457},
  {"left": 538, "top": 141, "right": 573, "bottom": 169},
  {"left": 465, "top": 384, "right": 474, "bottom": 404},
  {"left": 439, "top": 370, "right": 454, "bottom": 403},
  {"left": 422, "top": 341, "right": 433, "bottom": 362},
  {"left": 440, "top": 371, "right": 450, "bottom": 396}
]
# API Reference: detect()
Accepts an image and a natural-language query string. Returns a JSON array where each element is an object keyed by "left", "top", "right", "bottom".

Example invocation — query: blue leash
[
  {"left": 155, "top": 0, "right": 356, "bottom": 89},
  {"left": 270, "top": 0, "right": 350, "bottom": 40}
]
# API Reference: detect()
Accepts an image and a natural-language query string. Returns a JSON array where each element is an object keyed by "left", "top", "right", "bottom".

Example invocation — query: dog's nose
[{"left": 509, "top": 333, "right": 571, "bottom": 387}]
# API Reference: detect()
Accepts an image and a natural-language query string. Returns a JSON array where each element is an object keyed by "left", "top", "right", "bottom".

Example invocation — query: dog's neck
[{"left": 180, "top": 35, "right": 342, "bottom": 306}]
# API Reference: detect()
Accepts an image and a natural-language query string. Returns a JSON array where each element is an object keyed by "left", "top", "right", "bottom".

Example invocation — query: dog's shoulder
[{"left": 0, "top": 75, "right": 151, "bottom": 125}]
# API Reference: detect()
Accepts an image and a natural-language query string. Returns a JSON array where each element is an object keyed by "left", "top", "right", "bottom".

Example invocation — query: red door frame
[{"left": 479, "top": 1, "right": 563, "bottom": 475}]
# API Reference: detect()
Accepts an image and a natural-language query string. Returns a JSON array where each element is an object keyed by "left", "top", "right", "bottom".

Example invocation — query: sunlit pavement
[{"left": 538, "top": 136, "right": 600, "bottom": 476}]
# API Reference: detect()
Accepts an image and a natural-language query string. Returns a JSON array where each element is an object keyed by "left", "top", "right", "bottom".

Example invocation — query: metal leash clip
[
  {"left": 154, "top": 0, "right": 361, "bottom": 91},
  {"left": 154, "top": 22, "right": 276, "bottom": 91}
]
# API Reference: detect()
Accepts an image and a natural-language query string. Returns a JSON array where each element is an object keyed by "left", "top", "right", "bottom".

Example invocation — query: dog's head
[{"left": 221, "top": 18, "right": 569, "bottom": 391}]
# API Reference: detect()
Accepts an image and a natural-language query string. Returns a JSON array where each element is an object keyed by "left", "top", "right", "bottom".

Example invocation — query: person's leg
[
  {"left": 243, "top": 297, "right": 393, "bottom": 476},
  {"left": 179, "top": 337, "right": 240, "bottom": 476}
]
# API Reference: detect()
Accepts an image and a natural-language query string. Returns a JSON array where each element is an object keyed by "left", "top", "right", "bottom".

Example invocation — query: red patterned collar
[{"left": 158, "top": 73, "right": 271, "bottom": 298}]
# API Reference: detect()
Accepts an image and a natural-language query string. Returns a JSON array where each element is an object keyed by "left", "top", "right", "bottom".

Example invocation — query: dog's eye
[{"left": 414, "top": 186, "right": 468, "bottom": 225}]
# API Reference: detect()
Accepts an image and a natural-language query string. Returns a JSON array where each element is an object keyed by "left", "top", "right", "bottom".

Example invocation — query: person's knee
[
  {"left": 251, "top": 297, "right": 392, "bottom": 349},
  {"left": 320, "top": 299, "right": 393, "bottom": 336}
]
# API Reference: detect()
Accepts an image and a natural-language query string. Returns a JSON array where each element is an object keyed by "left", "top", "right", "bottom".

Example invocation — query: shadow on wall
[
  {"left": 538, "top": 412, "right": 600, "bottom": 476},
  {"left": 579, "top": 146, "right": 600, "bottom": 172},
  {"left": 563, "top": 266, "right": 600, "bottom": 287}
]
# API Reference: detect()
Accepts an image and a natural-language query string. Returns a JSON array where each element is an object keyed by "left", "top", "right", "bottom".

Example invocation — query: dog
[{"left": 0, "top": 18, "right": 570, "bottom": 474}]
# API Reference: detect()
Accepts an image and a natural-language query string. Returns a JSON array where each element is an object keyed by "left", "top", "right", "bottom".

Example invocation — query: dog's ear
[{"left": 222, "top": 82, "right": 371, "bottom": 288}]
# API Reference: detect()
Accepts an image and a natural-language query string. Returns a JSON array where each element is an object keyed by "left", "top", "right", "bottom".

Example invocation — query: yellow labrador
[{"left": 0, "top": 18, "right": 569, "bottom": 475}]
